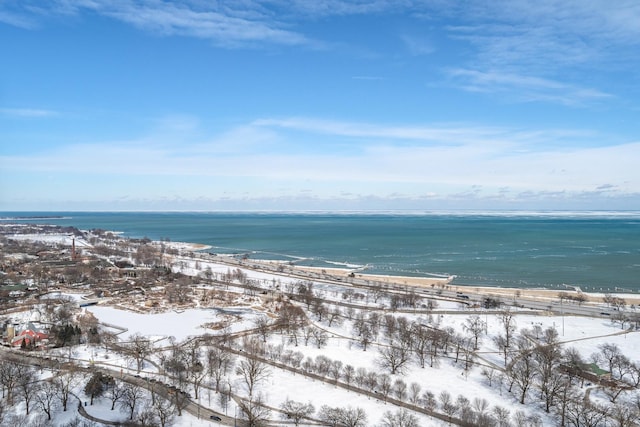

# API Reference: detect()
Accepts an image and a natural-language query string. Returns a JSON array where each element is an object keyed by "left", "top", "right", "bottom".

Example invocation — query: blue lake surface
[{"left": 3, "top": 211, "right": 639, "bottom": 293}]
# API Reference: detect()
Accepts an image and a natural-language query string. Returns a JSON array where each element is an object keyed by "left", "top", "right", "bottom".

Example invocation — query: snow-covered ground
[
  {"left": 74, "top": 295, "right": 639, "bottom": 426},
  {"left": 2, "top": 233, "right": 639, "bottom": 427},
  {"left": 85, "top": 305, "right": 261, "bottom": 340}
]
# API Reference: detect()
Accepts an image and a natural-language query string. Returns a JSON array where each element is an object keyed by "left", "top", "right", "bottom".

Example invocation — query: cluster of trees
[
  {"left": 234, "top": 337, "right": 444, "bottom": 420},
  {"left": 0, "top": 360, "right": 79, "bottom": 421},
  {"left": 437, "top": 390, "right": 543, "bottom": 427},
  {"left": 235, "top": 336, "right": 544, "bottom": 426},
  {"left": 557, "top": 292, "right": 588, "bottom": 305},
  {"left": 6, "top": 364, "right": 169, "bottom": 427},
  {"left": 351, "top": 311, "right": 480, "bottom": 373},
  {"left": 592, "top": 343, "right": 640, "bottom": 389},
  {"left": 318, "top": 405, "right": 368, "bottom": 427},
  {"left": 482, "top": 323, "right": 640, "bottom": 427},
  {"left": 235, "top": 295, "right": 640, "bottom": 427},
  {"left": 82, "top": 370, "right": 177, "bottom": 426}
]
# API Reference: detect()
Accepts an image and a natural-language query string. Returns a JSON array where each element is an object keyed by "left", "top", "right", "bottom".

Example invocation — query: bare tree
[
  {"left": 17, "top": 365, "right": 37, "bottom": 415},
  {"left": 604, "top": 293, "right": 626, "bottom": 311},
  {"left": 312, "top": 299, "right": 328, "bottom": 321},
  {"left": 122, "top": 333, "right": 153, "bottom": 373},
  {"left": 327, "top": 308, "right": 342, "bottom": 327},
  {"left": 378, "top": 373, "right": 392, "bottom": 400},
  {"left": 352, "top": 314, "right": 375, "bottom": 351},
  {"left": 55, "top": 369, "right": 80, "bottom": 412},
  {"left": 34, "top": 381, "right": 59, "bottom": 421},
  {"left": 207, "top": 346, "right": 235, "bottom": 392},
  {"left": 609, "top": 401, "right": 639, "bottom": 427},
  {"left": 380, "top": 409, "right": 419, "bottom": 427},
  {"left": 378, "top": 341, "right": 412, "bottom": 375},
  {"left": 182, "top": 340, "right": 206, "bottom": 399},
  {"left": 108, "top": 381, "right": 125, "bottom": 410},
  {"left": 594, "top": 343, "right": 621, "bottom": 373},
  {"left": 302, "top": 326, "right": 314, "bottom": 347},
  {"left": 315, "top": 355, "right": 331, "bottom": 377},
  {"left": 409, "top": 382, "right": 422, "bottom": 405},
  {"left": 0, "top": 358, "right": 20, "bottom": 402},
  {"left": 358, "top": 324, "right": 374, "bottom": 351},
  {"left": 498, "top": 309, "right": 517, "bottom": 348},
  {"left": 564, "top": 398, "right": 610, "bottom": 427},
  {"left": 237, "top": 393, "right": 271, "bottom": 427},
  {"left": 534, "top": 332, "right": 564, "bottom": 412},
  {"left": 312, "top": 329, "right": 329, "bottom": 349},
  {"left": 463, "top": 315, "right": 486, "bottom": 350},
  {"left": 135, "top": 402, "right": 160, "bottom": 427},
  {"left": 507, "top": 335, "right": 538, "bottom": 404},
  {"left": 393, "top": 378, "right": 407, "bottom": 401},
  {"left": 440, "top": 390, "right": 458, "bottom": 422},
  {"left": 84, "top": 371, "right": 113, "bottom": 405},
  {"left": 277, "top": 302, "right": 306, "bottom": 346},
  {"left": 0, "top": 397, "right": 5, "bottom": 425},
  {"left": 253, "top": 316, "right": 272, "bottom": 343},
  {"left": 411, "top": 323, "right": 430, "bottom": 368},
  {"left": 280, "top": 399, "right": 315, "bottom": 426},
  {"left": 236, "top": 358, "right": 271, "bottom": 399},
  {"left": 423, "top": 390, "right": 437, "bottom": 412},
  {"left": 153, "top": 396, "right": 176, "bottom": 427},
  {"left": 365, "top": 371, "right": 378, "bottom": 392},
  {"left": 120, "top": 382, "right": 145, "bottom": 420},
  {"left": 551, "top": 376, "right": 575, "bottom": 427},
  {"left": 319, "top": 405, "right": 367, "bottom": 427},
  {"left": 167, "top": 392, "right": 186, "bottom": 418},
  {"left": 492, "top": 406, "right": 511, "bottom": 427},
  {"left": 562, "top": 346, "right": 587, "bottom": 386},
  {"left": 342, "top": 364, "right": 355, "bottom": 385},
  {"left": 329, "top": 360, "right": 343, "bottom": 382}
]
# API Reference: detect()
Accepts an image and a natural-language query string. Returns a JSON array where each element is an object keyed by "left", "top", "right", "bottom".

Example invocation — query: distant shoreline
[
  {"left": 6, "top": 214, "right": 639, "bottom": 295},
  {"left": 0, "top": 215, "right": 66, "bottom": 220},
  {"left": 170, "top": 241, "right": 640, "bottom": 306}
]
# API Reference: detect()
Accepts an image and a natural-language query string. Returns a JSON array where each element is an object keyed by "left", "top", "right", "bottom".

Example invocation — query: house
[
  {"left": 10, "top": 322, "right": 49, "bottom": 348},
  {"left": 8, "top": 290, "right": 25, "bottom": 298}
]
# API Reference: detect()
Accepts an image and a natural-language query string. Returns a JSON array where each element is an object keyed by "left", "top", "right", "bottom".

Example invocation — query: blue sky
[{"left": 1, "top": 0, "right": 639, "bottom": 211}]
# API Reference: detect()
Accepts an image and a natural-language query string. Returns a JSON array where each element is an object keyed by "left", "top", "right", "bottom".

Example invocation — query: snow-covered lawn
[{"left": 68, "top": 291, "right": 640, "bottom": 426}]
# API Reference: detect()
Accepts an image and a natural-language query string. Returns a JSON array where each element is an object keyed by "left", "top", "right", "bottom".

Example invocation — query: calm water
[{"left": 3, "top": 211, "right": 640, "bottom": 293}]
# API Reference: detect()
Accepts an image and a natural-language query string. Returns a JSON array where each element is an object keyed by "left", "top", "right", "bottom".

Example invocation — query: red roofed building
[{"left": 10, "top": 322, "right": 48, "bottom": 348}]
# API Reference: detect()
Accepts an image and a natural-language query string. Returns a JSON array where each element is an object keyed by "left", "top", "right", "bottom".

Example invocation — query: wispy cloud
[
  {"left": 252, "top": 117, "right": 597, "bottom": 149},
  {"left": 94, "top": 1, "right": 311, "bottom": 47},
  {"left": 400, "top": 33, "right": 435, "bottom": 56},
  {"left": 446, "top": 0, "right": 640, "bottom": 69},
  {"left": 3, "top": 117, "right": 636, "bottom": 199},
  {"left": 0, "top": 108, "right": 60, "bottom": 118},
  {"left": 1, "top": 0, "right": 312, "bottom": 47},
  {"left": 429, "top": 1, "right": 640, "bottom": 105},
  {"left": 447, "top": 68, "right": 612, "bottom": 106},
  {"left": 0, "top": 9, "right": 37, "bottom": 29},
  {"left": 352, "top": 76, "right": 384, "bottom": 81},
  {"left": 276, "top": 0, "right": 407, "bottom": 17},
  {"left": 2, "top": 116, "right": 639, "bottom": 210}
]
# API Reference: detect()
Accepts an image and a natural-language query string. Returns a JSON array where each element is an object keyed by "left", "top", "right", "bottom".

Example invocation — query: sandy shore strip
[
  {"left": 164, "top": 241, "right": 212, "bottom": 251},
  {"left": 252, "top": 259, "right": 640, "bottom": 306},
  {"left": 161, "top": 240, "right": 640, "bottom": 307}
]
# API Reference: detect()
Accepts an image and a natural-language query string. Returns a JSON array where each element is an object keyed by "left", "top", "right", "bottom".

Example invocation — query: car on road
[{"left": 209, "top": 415, "right": 222, "bottom": 421}]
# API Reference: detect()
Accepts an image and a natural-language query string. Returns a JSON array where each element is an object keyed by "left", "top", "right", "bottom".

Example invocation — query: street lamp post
[{"left": 561, "top": 294, "right": 565, "bottom": 336}]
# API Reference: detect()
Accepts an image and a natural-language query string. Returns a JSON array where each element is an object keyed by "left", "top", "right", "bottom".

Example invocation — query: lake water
[{"left": 3, "top": 211, "right": 640, "bottom": 293}]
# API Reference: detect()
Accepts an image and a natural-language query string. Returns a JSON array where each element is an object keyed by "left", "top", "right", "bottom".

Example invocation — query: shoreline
[
  {"left": 297, "top": 265, "right": 640, "bottom": 305},
  {"left": 166, "top": 241, "right": 640, "bottom": 306}
]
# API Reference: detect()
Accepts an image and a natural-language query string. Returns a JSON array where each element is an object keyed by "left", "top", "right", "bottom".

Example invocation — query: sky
[{"left": 1, "top": 0, "right": 640, "bottom": 212}]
